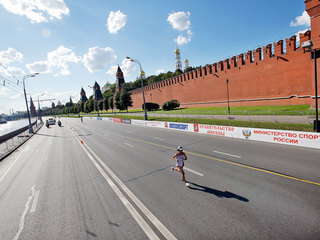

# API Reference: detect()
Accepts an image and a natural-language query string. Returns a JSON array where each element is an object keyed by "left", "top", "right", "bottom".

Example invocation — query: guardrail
[{"left": 0, "top": 120, "right": 42, "bottom": 160}]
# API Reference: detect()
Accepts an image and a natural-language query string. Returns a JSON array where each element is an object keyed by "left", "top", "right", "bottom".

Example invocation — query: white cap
[{"left": 177, "top": 146, "right": 183, "bottom": 150}]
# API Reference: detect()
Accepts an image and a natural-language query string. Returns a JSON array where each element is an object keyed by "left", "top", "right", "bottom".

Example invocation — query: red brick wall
[{"left": 130, "top": 0, "right": 319, "bottom": 109}]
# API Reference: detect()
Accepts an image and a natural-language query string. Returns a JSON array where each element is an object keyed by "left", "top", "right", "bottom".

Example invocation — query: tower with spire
[
  {"left": 30, "top": 97, "right": 36, "bottom": 116},
  {"left": 175, "top": 46, "right": 182, "bottom": 71},
  {"left": 80, "top": 87, "right": 88, "bottom": 102},
  {"left": 184, "top": 59, "right": 189, "bottom": 71},
  {"left": 93, "top": 81, "right": 103, "bottom": 100},
  {"left": 116, "top": 65, "right": 125, "bottom": 92}
]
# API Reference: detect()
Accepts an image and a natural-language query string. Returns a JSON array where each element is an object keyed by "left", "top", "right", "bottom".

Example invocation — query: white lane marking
[
  {"left": 14, "top": 185, "right": 36, "bottom": 240},
  {"left": 124, "top": 143, "right": 134, "bottom": 148},
  {"left": 69, "top": 128, "right": 177, "bottom": 240},
  {"left": 30, "top": 190, "right": 40, "bottom": 213},
  {"left": 0, "top": 143, "right": 29, "bottom": 184},
  {"left": 213, "top": 150, "right": 241, "bottom": 159},
  {"left": 72, "top": 133, "right": 159, "bottom": 240},
  {"left": 184, "top": 167, "right": 204, "bottom": 177},
  {"left": 104, "top": 134, "right": 109, "bottom": 137},
  {"left": 153, "top": 137, "right": 164, "bottom": 141}
]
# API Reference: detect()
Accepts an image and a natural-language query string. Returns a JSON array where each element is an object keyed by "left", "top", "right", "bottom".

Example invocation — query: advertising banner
[
  {"left": 197, "top": 124, "right": 238, "bottom": 138},
  {"left": 113, "top": 118, "right": 122, "bottom": 123},
  {"left": 169, "top": 123, "right": 189, "bottom": 131},
  {"left": 145, "top": 121, "right": 165, "bottom": 128},
  {"left": 238, "top": 127, "right": 320, "bottom": 149},
  {"left": 131, "top": 120, "right": 146, "bottom": 126},
  {"left": 121, "top": 119, "right": 132, "bottom": 124}
]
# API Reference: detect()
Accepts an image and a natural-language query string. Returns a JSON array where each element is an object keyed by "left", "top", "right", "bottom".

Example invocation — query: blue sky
[{"left": 0, "top": 0, "right": 310, "bottom": 114}]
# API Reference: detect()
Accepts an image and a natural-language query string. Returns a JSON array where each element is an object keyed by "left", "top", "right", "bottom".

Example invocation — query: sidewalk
[{"left": 118, "top": 113, "right": 315, "bottom": 124}]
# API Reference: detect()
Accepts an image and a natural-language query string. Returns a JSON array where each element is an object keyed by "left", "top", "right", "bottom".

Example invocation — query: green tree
[
  {"left": 80, "top": 101, "right": 85, "bottom": 112},
  {"left": 102, "top": 83, "right": 116, "bottom": 99},
  {"left": 108, "top": 96, "right": 114, "bottom": 113},
  {"left": 120, "top": 89, "right": 132, "bottom": 111},
  {"left": 84, "top": 99, "right": 94, "bottom": 113},
  {"left": 114, "top": 91, "right": 121, "bottom": 111},
  {"left": 98, "top": 100, "right": 104, "bottom": 111},
  {"left": 103, "top": 97, "right": 109, "bottom": 112}
]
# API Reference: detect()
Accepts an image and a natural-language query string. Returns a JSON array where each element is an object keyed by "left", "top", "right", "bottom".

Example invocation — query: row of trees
[{"left": 43, "top": 88, "right": 132, "bottom": 116}]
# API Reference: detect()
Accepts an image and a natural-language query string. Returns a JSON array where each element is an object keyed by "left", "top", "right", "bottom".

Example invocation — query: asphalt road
[{"left": 0, "top": 117, "right": 319, "bottom": 240}]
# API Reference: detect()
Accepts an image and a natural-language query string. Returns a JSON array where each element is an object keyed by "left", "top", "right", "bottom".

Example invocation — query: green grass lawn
[
  {"left": 58, "top": 104, "right": 317, "bottom": 132},
  {"left": 153, "top": 105, "right": 315, "bottom": 115},
  {"left": 67, "top": 114, "right": 313, "bottom": 132}
]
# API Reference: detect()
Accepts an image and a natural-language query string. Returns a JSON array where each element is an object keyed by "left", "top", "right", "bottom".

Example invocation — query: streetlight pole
[
  {"left": 313, "top": 48, "right": 319, "bottom": 132},
  {"left": 226, "top": 79, "right": 230, "bottom": 114},
  {"left": 37, "top": 93, "right": 45, "bottom": 123},
  {"left": 23, "top": 73, "right": 39, "bottom": 133},
  {"left": 126, "top": 57, "right": 148, "bottom": 120},
  {"left": 88, "top": 85, "right": 100, "bottom": 117}
]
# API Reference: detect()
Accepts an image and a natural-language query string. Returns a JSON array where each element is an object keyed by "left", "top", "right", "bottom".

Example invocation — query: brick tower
[
  {"left": 116, "top": 65, "right": 125, "bottom": 92},
  {"left": 305, "top": 0, "right": 320, "bottom": 48}
]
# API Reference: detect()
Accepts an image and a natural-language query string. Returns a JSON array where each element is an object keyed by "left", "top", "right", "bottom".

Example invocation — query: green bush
[
  {"left": 162, "top": 99, "right": 180, "bottom": 111},
  {"left": 142, "top": 102, "right": 160, "bottom": 111}
]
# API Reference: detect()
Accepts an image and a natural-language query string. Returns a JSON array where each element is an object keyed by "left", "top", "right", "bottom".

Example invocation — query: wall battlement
[{"left": 130, "top": 28, "right": 316, "bottom": 109}]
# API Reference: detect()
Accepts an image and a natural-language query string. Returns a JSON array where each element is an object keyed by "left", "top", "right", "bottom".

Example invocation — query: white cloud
[
  {"left": 0, "top": 48, "right": 23, "bottom": 65},
  {"left": 175, "top": 34, "right": 191, "bottom": 46},
  {"left": 167, "top": 11, "right": 191, "bottom": 31},
  {"left": 0, "top": 87, "right": 10, "bottom": 96},
  {"left": 2, "top": 66, "right": 25, "bottom": 76},
  {"left": 42, "top": 28, "right": 51, "bottom": 38},
  {"left": 107, "top": 58, "right": 136, "bottom": 77},
  {"left": 9, "top": 92, "right": 24, "bottom": 100},
  {"left": 39, "top": 88, "right": 78, "bottom": 106},
  {"left": 290, "top": 11, "right": 310, "bottom": 27},
  {"left": 26, "top": 45, "right": 81, "bottom": 76},
  {"left": 155, "top": 69, "right": 165, "bottom": 74},
  {"left": 295, "top": 28, "right": 310, "bottom": 43},
  {"left": 0, "top": 0, "right": 70, "bottom": 23},
  {"left": 107, "top": 10, "right": 127, "bottom": 34},
  {"left": 83, "top": 46, "right": 117, "bottom": 73},
  {"left": 27, "top": 60, "right": 50, "bottom": 74}
]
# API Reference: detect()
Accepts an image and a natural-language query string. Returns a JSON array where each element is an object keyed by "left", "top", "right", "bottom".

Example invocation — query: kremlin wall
[{"left": 129, "top": 0, "right": 320, "bottom": 109}]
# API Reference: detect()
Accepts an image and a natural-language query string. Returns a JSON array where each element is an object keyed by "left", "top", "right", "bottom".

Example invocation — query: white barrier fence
[{"left": 98, "top": 117, "right": 320, "bottom": 150}]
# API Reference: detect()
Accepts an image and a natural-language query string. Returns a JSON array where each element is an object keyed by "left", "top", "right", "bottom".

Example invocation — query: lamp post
[
  {"left": 37, "top": 93, "right": 45, "bottom": 123},
  {"left": 312, "top": 48, "right": 319, "bottom": 132},
  {"left": 226, "top": 79, "right": 230, "bottom": 114},
  {"left": 23, "top": 73, "right": 39, "bottom": 133},
  {"left": 126, "top": 57, "right": 148, "bottom": 120},
  {"left": 302, "top": 40, "right": 319, "bottom": 132},
  {"left": 88, "top": 85, "right": 100, "bottom": 117}
]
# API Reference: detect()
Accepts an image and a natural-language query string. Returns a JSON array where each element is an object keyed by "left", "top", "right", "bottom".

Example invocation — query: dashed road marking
[{"left": 213, "top": 150, "right": 241, "bottom": 158}]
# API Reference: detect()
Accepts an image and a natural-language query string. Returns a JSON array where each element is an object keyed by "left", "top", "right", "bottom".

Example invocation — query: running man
[{"left": 172, "top": 146, "right": 189, "bottom": 186}]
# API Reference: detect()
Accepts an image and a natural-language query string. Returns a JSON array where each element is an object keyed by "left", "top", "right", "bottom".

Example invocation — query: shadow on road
[
  {"left": 187, "top": 182, "right": 249, "bottom": 202},
  {"left": 35, "top": 133, "right": 74, "bottom": 138},
  {"left": 126, "top": 165, "right": 172, "bottom": 182}
]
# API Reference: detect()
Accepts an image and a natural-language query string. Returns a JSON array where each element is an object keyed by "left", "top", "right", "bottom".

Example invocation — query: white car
[{"left": 48, "top": 118, "right": 55, "bottom": 125}]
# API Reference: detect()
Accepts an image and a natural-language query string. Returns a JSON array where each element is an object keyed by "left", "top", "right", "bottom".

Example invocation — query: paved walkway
[{"left": 118, "top": 112, "right": 316, "bottom": 124}]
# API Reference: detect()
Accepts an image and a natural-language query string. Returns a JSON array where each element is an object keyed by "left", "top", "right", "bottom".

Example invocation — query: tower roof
[
  {"left": 175, "top": 48, "right": 180, "bottom": 54},
  {"left": 117, "top": 65, "right": 122, "bottom": 73}
]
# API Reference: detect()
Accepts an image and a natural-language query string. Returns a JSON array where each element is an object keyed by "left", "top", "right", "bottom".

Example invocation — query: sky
[{"left": 0, "top": 0, "right": 311, "bottom": 114}]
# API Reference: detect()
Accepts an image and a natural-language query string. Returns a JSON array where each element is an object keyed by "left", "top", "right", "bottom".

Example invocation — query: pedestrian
[{"left": 172, "top": 146, "right": 189, "bottom": 186}]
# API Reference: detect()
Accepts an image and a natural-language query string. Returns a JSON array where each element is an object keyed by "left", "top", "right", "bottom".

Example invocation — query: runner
[{"left": 171, "top": 146, "right": 189, "bottom": 186}]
